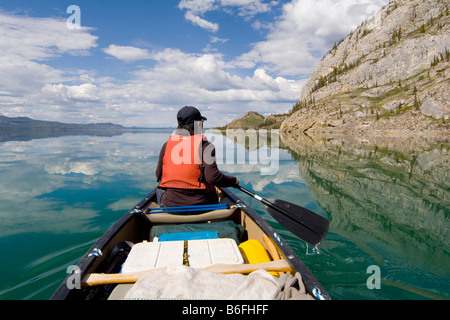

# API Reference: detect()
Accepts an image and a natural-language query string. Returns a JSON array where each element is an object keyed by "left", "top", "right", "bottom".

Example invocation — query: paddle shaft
[
  {"left": 235, "top": 185, "right": 276, "bottom": 208},
  {"left": 82, "top": 260, "right": 293, "bottom": 286}
]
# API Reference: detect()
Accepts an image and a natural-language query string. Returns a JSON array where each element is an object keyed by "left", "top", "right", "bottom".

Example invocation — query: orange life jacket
[{"left": 159, "top": 134, "right": 211, "bottom": 190}]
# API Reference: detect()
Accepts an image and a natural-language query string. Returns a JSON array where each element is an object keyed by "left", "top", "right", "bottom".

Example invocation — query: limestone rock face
[{"left": 281, "top": 0, "right": 449, "bottom": 134}]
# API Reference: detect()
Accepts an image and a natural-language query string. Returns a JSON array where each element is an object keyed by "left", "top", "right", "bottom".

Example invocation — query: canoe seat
[
  {"left": 150, "top": 221, "right": 246, "bottom": 245},
  {"left": 144, "top": 208, "right": 236, "bottom": 224}
]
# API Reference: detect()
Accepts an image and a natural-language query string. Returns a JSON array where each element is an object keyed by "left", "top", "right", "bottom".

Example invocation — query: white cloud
[
  {"left": 0, "top": 9, "right": 303, "bottom": 128},
  {"left": 185, "top": 11, "right": 219, "bottom": 32},
  {"left": 211, "top": 36, "right": 229, "bottom": 43},
  {"left": 235, "top": 0, "right": 389, "bottom": 76},
  {"left": 0, "top": 1, "right": 389, "bottom": 127},
  {"left": 178, "top": 0, "right": 275, "bottom": 32},
  {"left": 103, "top": 44, "right": 152, "bottom": 61},
  {"left": 41, "top": 83, "right": 99, "bottom": 102},
  {"left": 179, "top": 0, "right": 389, "bottom": 76},
  {"left": 0, "top": 11, "right": 98, "bottom": 106},
  {"left": 33, "top": 46, "right": 300, "bottom": 127},
  {"left": 220, "top": 0, "right": 274, "bottom": 16},
  {"left": 0, "top": 57, "right": 64, "bottom": 95},
  {"left": 0, "top": 12, "right": 97, "bottom": 61},
  {"left": 99, "top": 48, "right": 303, "bottom": 126}
]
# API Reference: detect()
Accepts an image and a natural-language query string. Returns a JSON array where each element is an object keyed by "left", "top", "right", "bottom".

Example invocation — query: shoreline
[{"left": 280, "top": 128, "right": 450, "bottom": 137}]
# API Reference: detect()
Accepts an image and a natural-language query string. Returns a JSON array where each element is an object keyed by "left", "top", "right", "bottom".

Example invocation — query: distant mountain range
[
  {"left": 0, "top": 115, "right": 167, "bottom": 142},
  {"left": 0, "top": 115, "right": 126, "bottom": 130}
]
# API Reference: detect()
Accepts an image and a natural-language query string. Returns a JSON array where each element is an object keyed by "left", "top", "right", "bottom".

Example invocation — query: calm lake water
[{"left": 0, "top": 129, "right": 448, "bottom": 300}]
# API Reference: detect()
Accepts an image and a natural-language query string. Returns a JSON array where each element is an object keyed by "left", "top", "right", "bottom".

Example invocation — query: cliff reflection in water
[{"left": 281, "top": 132, "right": 449, "bottom": 257}]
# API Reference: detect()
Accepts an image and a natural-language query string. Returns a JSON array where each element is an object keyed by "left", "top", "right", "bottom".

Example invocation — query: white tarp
[{"left": 123, "top": 265, "right": 313, "bottom": 300}]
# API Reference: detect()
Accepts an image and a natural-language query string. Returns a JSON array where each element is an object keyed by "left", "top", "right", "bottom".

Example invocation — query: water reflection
[
  {"left": 0, "top": 131, "right": 169, "bottom": 238},
  {"left": 0, "top": 130, "right": 174, "bottom": 299},
  {"left": 0, "top": 128, "right": 132, "bottom": 143},
  {"left": 1, "top": 129, "right": 448, "bottom": 299},
  {"left": 281, "top": 132, "right": 449, "bottom": 298}
]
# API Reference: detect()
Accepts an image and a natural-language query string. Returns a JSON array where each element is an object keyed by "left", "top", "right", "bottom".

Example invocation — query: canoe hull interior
[{"left": 50, "top": 188, "right": 330, "bottom": 300}]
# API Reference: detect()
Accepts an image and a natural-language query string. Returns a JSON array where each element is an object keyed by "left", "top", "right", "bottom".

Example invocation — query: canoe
[{"left": 50, "top": 187, "right": 330, "bottom": 300}]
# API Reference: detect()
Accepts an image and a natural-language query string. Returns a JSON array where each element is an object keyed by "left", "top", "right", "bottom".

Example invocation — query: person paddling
[{"left": 155, "top": 106, "right": 239, "bottom": 207}]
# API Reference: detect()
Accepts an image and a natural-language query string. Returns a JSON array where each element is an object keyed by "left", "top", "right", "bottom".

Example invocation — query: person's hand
[{"left": 234, "top": 178, "right": 240, "bottom": 187}]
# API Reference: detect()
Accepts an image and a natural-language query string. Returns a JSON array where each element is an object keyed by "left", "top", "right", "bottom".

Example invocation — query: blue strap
[
  {"left": 147, "top": 203, "right": 229, "bottom": 214},
  {"left": 150, "top": 204, "right": 228, "bottom": 211}
]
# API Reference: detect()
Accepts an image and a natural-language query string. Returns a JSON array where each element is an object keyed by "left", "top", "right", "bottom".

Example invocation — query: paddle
[
  {"left": 82, "top": 260, "right": 293, "bottom": 286},
  {"left": 234, "top": 185, "right": 329, "bottom": 246}
]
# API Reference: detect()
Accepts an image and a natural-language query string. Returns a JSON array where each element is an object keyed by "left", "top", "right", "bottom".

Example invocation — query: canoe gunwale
[
  {"left": 50, "top": 188, "right": 330, "bottom": 300},
  {"left": 50, "top": 190, "right": 156, "bottom": 300}
]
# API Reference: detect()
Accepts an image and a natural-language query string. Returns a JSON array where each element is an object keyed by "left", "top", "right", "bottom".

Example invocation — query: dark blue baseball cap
[{"left": 177, "top": 106, "right": 207, "bottom": 124}]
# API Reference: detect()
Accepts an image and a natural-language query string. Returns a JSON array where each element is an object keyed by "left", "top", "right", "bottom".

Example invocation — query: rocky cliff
[{"left": 281, "top": 0, "right": 449, "bottom": 134}]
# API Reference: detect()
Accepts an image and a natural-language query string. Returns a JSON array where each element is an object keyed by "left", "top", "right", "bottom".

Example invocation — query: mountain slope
[
  {"left": 281, "top": 0, "right": 449, "bottom": 134},
  {"left": 217, "top": 111, "right": 286, "bottom": 130}
]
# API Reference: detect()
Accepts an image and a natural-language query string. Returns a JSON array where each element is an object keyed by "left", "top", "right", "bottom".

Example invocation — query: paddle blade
[{"left": 264, "top": 199, "right": 329, "bottom": 246}]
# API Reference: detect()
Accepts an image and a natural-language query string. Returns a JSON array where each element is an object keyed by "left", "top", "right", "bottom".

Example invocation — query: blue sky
[{"left": 0, "top": 0, "right": 388, "bottom": 127}]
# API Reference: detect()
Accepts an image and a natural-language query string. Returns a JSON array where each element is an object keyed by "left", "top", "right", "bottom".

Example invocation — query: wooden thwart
[{"left": 82, "top": 259, "right": 293, "bottom": 287}]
